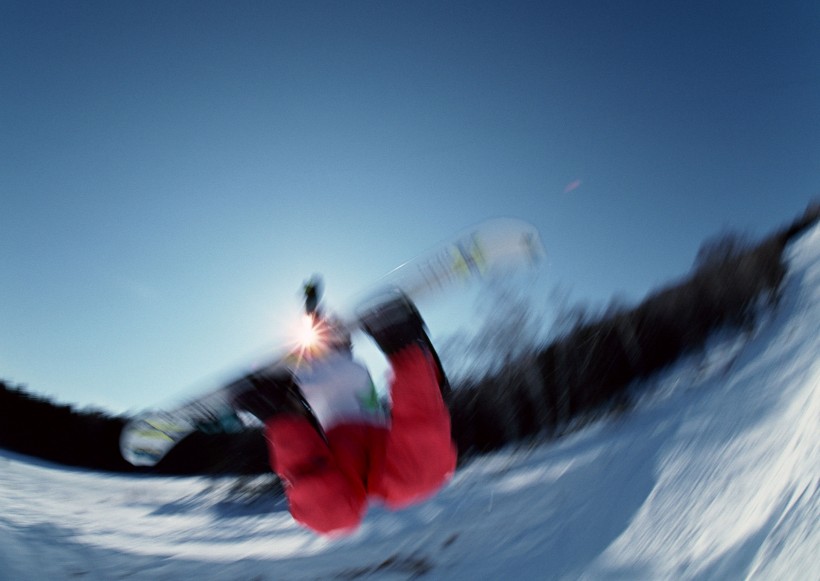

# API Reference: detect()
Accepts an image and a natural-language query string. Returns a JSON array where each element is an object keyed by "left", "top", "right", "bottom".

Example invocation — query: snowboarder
[{"left": 232, "top": 291, "right": 457, "bottom": 535}]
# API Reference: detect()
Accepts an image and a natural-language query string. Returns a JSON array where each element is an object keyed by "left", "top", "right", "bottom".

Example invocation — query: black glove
[
  {"left": 304, "top": 276, "right": 323, "bottom": 316},
  {"left": 231, "top": 370, "right": 306, "bottom": 423},
  {"left": 359, "top": 292, "right": 427, "bottom": 356}
]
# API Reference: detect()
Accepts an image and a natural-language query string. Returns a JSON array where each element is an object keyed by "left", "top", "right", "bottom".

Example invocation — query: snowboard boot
[
  {"left": 359, "top": 290, "right": 451, "bottom": 397},
  {"left": 230, "top": 369, "right": 314, "bottom": 424}
]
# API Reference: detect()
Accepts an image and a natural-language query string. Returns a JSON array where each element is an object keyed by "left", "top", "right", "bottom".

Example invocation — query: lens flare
[
  {"left": 563, "top": 179, "right": 582, "bottom": 194},
  {"left": 297, "top": 314, "right": 320, "bottom": 349},
  {"left": 288, "top": 313, "right": 351, "bottom": 368}
]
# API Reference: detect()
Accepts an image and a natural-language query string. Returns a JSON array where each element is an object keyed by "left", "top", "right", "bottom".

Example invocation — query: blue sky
[{"left": 2, "top": 1, "right": 818, "bottom": 412}]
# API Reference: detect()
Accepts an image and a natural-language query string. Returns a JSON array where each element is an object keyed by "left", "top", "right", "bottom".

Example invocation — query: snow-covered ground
[{"left": 2, "top": 225, "right": 819, "bottom": 581}]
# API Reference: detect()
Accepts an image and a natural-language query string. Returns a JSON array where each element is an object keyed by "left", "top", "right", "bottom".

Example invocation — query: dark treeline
[
  {"left": 2, "top": 203, "right": 819, "bottom": 474},
  {"left": 0, "top": 388, "right": 132, "bottom": 472},
  {"left": 447, "top": 202, "right": 820, "bottom": 458}
]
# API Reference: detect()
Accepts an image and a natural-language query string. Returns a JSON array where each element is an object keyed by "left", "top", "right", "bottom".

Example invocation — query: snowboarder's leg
[
  {"left": 373, "top": 345, "right": 456, "bottom": 507},
  {"left": 360, "top": 293, "right": 457, "bottom": 507},
  {"left": 264, "top": 417, "right": 368, "bottom": 535},
  {"left": 232, "top": 370, "right": 368, "bottom": 534}
]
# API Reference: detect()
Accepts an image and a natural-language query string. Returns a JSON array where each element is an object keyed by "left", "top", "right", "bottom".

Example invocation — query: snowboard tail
[{"left": 120, "top": 380, "right": 247, "bottom": 466}]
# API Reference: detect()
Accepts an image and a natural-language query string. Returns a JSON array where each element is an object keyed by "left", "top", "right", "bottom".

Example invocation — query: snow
[{"left": 2, "top": 224, "right": 819, "bottom": 580}]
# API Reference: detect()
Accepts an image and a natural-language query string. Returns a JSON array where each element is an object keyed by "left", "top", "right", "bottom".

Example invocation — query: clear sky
[{"left": 2, "top": 1, "right": 818, "bottom": 413}]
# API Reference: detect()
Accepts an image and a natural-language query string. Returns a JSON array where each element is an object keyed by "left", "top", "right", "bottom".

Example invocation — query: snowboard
[{"left": 120, "top": 217, "right": 545, "bottom": 467}]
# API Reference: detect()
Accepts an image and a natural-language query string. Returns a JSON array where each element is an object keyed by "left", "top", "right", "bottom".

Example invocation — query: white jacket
[{"left": 293, "top": 350, "right": 388, "bottom": 431}]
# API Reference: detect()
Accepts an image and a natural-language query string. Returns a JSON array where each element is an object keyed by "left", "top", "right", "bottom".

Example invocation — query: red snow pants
[{"left": 263, "top": 345, "right": 457, "bottom": 535}]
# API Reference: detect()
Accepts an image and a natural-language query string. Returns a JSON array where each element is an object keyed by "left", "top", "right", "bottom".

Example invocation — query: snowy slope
[{"left": 1, "top": 224, "right": 819, "bottom": 580}]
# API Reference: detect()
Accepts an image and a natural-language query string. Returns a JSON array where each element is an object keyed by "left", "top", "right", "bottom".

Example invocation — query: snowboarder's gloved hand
[
  {"left": 359, "top": 291, "right": 427, "bottom": 356},
  {"left": 231, "top": 370, "right": 308, "bottom": 423},
  {"left": 304, "top": 275, "right": 323, "bottom": 316}
]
